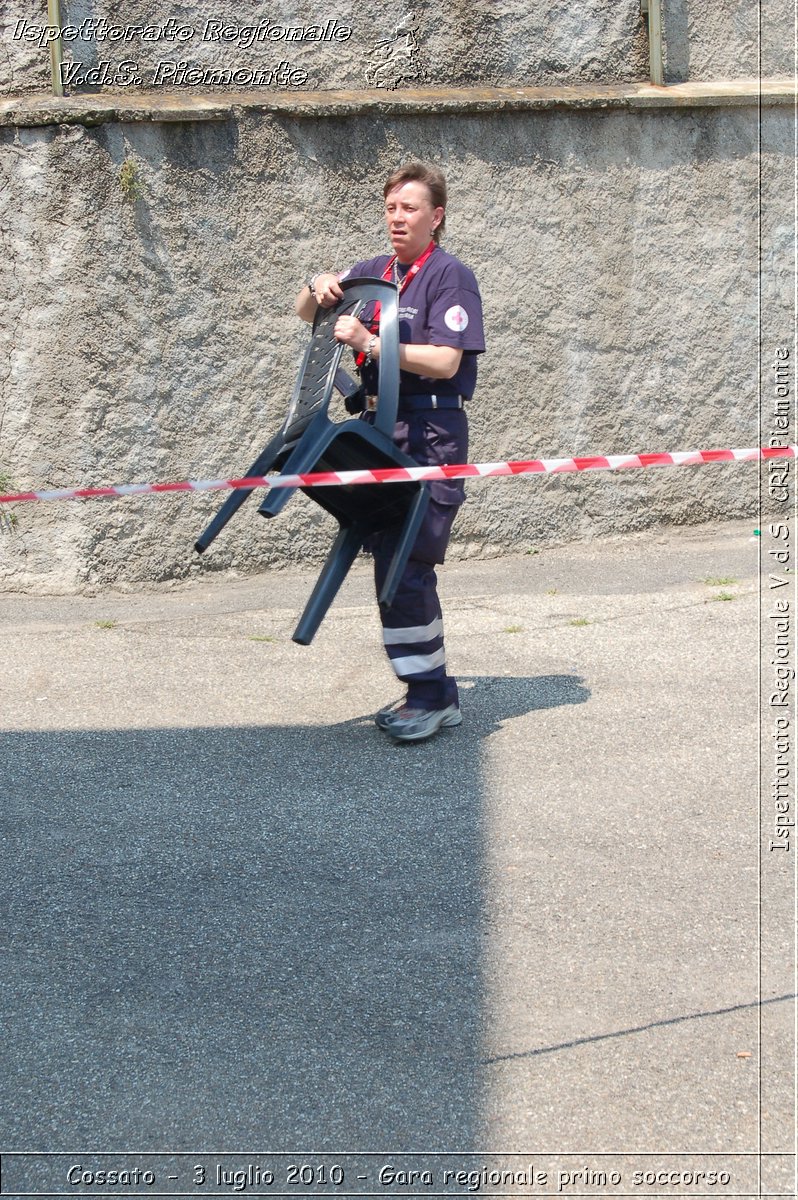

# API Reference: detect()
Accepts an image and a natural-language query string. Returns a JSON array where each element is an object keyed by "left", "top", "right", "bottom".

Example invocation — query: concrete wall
[
  {"left": 0, "top": 0, "right": 792, "bottom": 591},
  {"left": 0, "top": 95, "right": 790, "bottom": 591},
  {"left": 665, "top": 0, "right": 793, "bottom": 81},
  {"left": 2, "top": 0, "right": 791, "bottom": 97}
]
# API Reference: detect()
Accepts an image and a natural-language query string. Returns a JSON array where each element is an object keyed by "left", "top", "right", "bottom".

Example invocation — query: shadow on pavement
[{"left": 2, "top": 673, "right": 589, "bottom": 1150}]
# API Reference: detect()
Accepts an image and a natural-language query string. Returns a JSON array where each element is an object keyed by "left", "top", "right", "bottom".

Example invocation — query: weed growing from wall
[
  {"left": 119, "top": 157, "right": 143, "bottom": 203},
  {"left": 0, "top": 472, "right": 18, "bottom": 532}
]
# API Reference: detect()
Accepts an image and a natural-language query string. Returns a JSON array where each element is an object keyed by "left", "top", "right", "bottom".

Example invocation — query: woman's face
[{"left": 384, "top": 181, "right": 444, "bottom": 264}]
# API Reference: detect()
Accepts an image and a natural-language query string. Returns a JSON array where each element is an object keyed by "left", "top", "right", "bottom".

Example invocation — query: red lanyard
[{"left": 355, "top": 241, "right": 436, "bottom": 368}]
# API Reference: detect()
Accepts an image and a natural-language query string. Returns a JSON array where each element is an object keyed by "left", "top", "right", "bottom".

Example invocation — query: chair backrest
[{"left": 279, "top": 278, "right": 401, "bottom": 445}]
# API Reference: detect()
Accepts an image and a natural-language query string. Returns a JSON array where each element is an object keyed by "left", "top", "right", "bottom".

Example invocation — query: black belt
[{"left": 365, "top": 393, "right": 467, "bottom": 412}]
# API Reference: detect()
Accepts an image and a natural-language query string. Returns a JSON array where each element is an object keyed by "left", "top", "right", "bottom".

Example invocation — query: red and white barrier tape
[{"left": 0, "top": 445, "right": 794, "bottom": 504}]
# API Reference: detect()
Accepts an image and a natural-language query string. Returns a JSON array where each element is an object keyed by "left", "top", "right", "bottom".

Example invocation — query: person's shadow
[{"left": 1, "top": 673, "right": 589, "bottom": 1151}]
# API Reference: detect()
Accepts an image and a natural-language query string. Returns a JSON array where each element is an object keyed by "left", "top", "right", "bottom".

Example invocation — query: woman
[{"left": 296, "top": 161, "right": 485, "bottom": 742}]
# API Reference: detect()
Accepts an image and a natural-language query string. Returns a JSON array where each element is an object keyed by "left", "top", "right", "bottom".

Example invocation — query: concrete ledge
[{"left": 1, "top": 78, "right": 794, "bottom": 127}]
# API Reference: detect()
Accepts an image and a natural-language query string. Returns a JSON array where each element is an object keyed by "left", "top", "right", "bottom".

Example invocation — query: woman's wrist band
[{"left": 363, "top": 335, "right": 378, "bottom": 365}]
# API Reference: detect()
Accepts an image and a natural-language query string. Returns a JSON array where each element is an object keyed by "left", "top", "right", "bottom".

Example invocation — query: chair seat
[{"left": 261, "top": 417, "right": 423, "bottom": 531}]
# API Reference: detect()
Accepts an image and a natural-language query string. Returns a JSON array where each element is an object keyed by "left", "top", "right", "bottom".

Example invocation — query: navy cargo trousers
[{"left": 369, "top": 407, "right": 468, "bottom": 712}]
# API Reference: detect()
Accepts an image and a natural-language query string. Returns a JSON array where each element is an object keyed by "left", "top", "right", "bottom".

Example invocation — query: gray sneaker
[
  {"left": 386, "top": 704, "right": 462, "bottom": 742},
  {"left": 374, "top": 698, "right": 408, "bottom": 730}
]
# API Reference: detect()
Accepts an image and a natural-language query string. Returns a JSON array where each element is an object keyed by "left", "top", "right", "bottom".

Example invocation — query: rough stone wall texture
[
  {"left": 665, "top": 0, "right": 792, "bottom": 80},
  {"left": 5, "top": 0, "right": 790, "bottom": 98},
  {"left": 0, "top": 101, "right": 789, "bottom": 591}
]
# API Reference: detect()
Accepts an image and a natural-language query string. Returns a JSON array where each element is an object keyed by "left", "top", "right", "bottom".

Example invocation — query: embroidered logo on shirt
[
  {"left": 398, "top": 306, "right": 418, "bottom": 320},
  {"left": 444, "top": 305, "right": 469, "bottom": 332}
]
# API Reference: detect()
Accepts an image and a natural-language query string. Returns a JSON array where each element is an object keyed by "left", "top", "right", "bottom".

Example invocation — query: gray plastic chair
[{"left": 194, "top": 278, "right": 429, "bottom": 645}]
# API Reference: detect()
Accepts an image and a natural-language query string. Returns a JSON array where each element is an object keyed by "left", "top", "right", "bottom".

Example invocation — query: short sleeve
[{"left": 425, "top": 262, "right": 485, "bottom": 353}]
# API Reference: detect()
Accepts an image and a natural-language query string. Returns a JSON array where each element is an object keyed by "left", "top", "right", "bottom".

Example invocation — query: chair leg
[
  {"left": 258, "top": 413, "right": 331, "bottom": 520},
  {"left": 377, "top": 488, "right": 430, "bottom": 609},
  {"left": 292, "top": 524, "right": 364, "bottom": 646},
  {"left": 194, "top": 433, "right": 285, "bottom": 553}
]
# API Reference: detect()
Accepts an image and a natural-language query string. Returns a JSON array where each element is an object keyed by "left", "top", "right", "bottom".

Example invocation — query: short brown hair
[{"left": 383, "top": 161, "right": 447, "bottom": 243}]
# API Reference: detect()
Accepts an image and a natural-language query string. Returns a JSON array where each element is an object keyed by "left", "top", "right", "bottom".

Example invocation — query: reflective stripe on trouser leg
[
  {"left": 375, "top": 557, "right": 458, "bottom": 711},
  {"left": 370, "top": 486, "right": 463, "bottom": 712},
  {"left": 383, "top": 613, "right": 446, "bottom": 679}
]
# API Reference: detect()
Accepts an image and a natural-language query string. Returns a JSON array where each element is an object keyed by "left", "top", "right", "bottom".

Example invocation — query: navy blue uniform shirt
[{"left": 340, "top": 247, "right": 485, "bottom": 396}]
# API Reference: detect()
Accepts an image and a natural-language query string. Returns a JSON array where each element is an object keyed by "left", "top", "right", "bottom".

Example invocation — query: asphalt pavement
[{"left": 0, "top": 519, "right": 793, "bottom": 1197}]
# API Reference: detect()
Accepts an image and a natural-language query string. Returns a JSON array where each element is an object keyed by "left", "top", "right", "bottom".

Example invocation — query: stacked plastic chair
[{"left": 194, "top": 278, "right": 430, "bottom": 645}]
